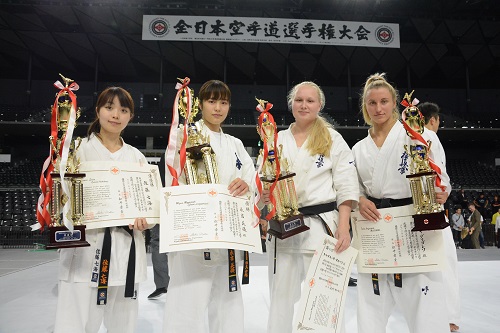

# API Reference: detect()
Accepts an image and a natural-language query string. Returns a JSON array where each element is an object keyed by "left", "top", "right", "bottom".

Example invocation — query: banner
[{"left": 143, "top": 15, "right": 399, "bottom": 48}]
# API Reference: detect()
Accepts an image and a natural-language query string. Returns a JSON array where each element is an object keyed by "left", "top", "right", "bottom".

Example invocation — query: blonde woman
[
  {"left": 262, "top": 81, "right": 358, "bottom": 333},
  {"left": 352, "top": 73, "right": 451, "bottom": 333}
]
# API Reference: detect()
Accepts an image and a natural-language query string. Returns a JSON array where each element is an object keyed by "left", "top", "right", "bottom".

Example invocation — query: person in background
[
  {"left": 352, "top": 73, "right": 451, "bottom": 333},
  {"left": 492, "top": 206, "right": 500, "bottom": 247},
  {"left": 495, "top": 207, "right": 500, "bottom": 248},
  {"left": 451, "top": 207, "right": 465, "bottom": 248},
  {"left": 468, "top": 202, "right": 482, "bottom": 249},
  {"left": 419, "top": 101, "right": 461, "bottom": 332},
  {"left": 147, "top": 153, "right": 170, "bottom": 300},
  {"left": 54, "top": 87, "right": 150, "bottom": 333}
]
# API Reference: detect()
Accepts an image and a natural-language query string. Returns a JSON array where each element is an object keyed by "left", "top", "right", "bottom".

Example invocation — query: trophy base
[
  {"left": 411, "top": 211, "right": 449, "bottom": 231},
  {"left": 267, "top": 214, "right": 310, "bottom": 240},
  {"left": 46, "top": 225, "right": 91, "bottom": 249}
]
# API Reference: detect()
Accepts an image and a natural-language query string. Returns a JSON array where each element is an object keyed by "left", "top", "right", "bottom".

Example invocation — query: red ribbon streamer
[
  {"left": 400, "top": 111, "right": 446, "bottom": 192},
  {"left": 255, "top": 102, "right": 281, "bottom": 221},
  {"left": 36, "top": 81, "right": 79, "bottom": 230},
  {"left": 166, "top": 77, "right": 191, "bottom": 186}
]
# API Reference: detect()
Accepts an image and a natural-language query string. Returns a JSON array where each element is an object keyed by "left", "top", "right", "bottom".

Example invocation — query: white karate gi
[
  {"left": 266, "top": 126, "right": 359, "bottom": 333},
  {"left": 54, "top": 134, "right": 148, "bottom": 333},
  {"left": 162, "top": 122, "right": 254, "bottom": 333},
  {"left": 352, "top": 121, "right": 450, "bottom": 333}
]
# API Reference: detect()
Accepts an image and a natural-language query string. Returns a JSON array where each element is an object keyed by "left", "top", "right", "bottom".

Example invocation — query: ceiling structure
[{"left": 1, "top": 0, "right": 499, "bottom": 90}]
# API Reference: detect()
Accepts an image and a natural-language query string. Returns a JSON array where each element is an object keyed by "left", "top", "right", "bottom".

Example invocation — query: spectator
[
  {"left": 451, "top": 208, "right": 465, "bottom": 248},
  {"left": 474, "top": 193, "right": 489, "bottom": 219},
  {"left": 147, "top": 154, "right": 170, "bottom": 300},
  {"left": 468, "top": 203, "right": 482, "bottom": 249}
]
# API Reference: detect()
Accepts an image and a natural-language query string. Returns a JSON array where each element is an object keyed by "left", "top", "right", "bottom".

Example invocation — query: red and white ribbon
[
  {"left": 165, "top": 77, "right": 191, "bottom": 186},
  {"left": 400, "top": 100, "right": 446, "bottom": 192},
  {"left": 34, "top": 80, "right": 79, "bottom": 231},
  {"left": 254, "top": 102, "right": 280, "bottom": 223}
]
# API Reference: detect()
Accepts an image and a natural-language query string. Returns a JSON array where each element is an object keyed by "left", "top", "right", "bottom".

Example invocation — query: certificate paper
[
  {"left": 159, "top": 184, "right": 262, "bottom": 254},
  {"left": 351, "top": 205, "right": 445, "bottom": 274},
  {"left": 80, "top": 161, "right": 161, "bottom": 229},
  {"left": 293, "top": 237, "right": 358, "bottom": 333}
]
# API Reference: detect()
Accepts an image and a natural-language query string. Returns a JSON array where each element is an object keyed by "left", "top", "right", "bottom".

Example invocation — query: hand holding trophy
[
  {"left": 400, "top": 91, "right": 449, "bottom": 231},
  {"left": 36, "top": 74, "right": 89, "bottom": 248},
  {"left": 256, "top": 98, "right": 308, "bottom": 239}
]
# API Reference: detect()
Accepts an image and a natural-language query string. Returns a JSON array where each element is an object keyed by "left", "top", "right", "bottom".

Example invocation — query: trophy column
[{"left": 47, "top": 173, "right": 90, "bottom": 249}]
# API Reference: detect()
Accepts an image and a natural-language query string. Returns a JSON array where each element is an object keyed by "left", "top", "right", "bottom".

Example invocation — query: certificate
[
  {"left": 293, "top": 237, "right": 358, "bottom": 333},
  {"left": 159, "top": 183, "right": 262, "bottom": 254},
  {"left": 80, "top": 161, "right": 161, "bottom": 229},
  {"left": 351, "top": 205, "right": 445, "bottom": 273}
]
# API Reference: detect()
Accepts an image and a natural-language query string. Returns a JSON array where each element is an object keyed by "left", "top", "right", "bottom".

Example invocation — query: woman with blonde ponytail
[
  {"left": 352, "top": 73, "right": 451, "bottom": 333},
  {"left": 262, "top": 81, "right": 359, "bottom": 333}
]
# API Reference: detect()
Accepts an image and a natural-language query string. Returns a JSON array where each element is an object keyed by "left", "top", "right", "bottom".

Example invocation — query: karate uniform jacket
[
  {"left": 352, "top": 121, "right": 451, "bottom": 205},
  {"left": 273, "top": 126, "right": 359, "bottom": 252},
  {"left": 58, "top": 134, "right": 148, "bottom": 286}
]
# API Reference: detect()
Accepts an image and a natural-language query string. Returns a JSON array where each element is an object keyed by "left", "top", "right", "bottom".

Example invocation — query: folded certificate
[
  {"left": 159, "top": 183, "right": 262, "bottom": 254},
  {"left": 80, "top": 161, "right": 161, "bottom": 229},
  {"left": 293, "top": 237, "right": 357, "bottom": 333},
  {"left": 352, "top": 205, "right": 446, "bottom": 273}
]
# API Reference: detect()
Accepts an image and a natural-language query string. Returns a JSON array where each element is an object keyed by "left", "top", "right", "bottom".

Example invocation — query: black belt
[
  {"left": 271, "top": 202, "right": 338, "bottom": 275},
  {"left": 367, "top": 197, "right": 409, "bottom": 293},
  {"left": 299, "top": 202, "right": 337, "bottom": 216},
  {"left": 299, "top": 201, "right": 337, "bottom": 237},
  {"left": 96, "top": 227, "right": 136, "bottom": 305},
  {"left": 367, "top": 196, "right": 413, "bottom": 209},
  {"left": 204, "top": 249, "right": 249, "bottom": 292}
]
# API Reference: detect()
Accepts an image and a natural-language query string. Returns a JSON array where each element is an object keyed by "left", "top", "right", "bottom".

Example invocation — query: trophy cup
[
  {"left": 256, "top": 98, "right": 308, "bottom": 239},
  {"left": 177, "top": 79, "right": 219, "bottom": 185},
  {"left": 45, "top": 74, "right": 90, "bottom": 249},
  {"left": 401, "top": 91, "right": 449, "bottom": 232}
]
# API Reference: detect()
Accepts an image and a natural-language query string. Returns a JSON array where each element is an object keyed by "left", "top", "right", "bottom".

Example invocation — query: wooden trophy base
[
  {"left": 46, "top": 225, "right": 90, "bottom": 249},
  {"left": 267, "top": 214, "right": 310, "bottom": 240},
  {"left": 411, "top": 211, "right": 449, "bottom": 231}
]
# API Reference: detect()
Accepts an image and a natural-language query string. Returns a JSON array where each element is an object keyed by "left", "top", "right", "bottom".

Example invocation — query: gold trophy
[
  {"left": 46, "top": 74, "right": 90, "bottom": 249},
  {"left": 401, "top": 91, "right": 449, "bottom": 232},
  {"left": 177, "top": 79, "right": 219, "bottom": 185},
  {"left": 257, "top": 98, "right": 308, "bottom": 239}
]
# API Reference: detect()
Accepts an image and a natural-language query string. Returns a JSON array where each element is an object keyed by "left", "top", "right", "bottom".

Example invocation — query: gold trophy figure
[
  {"left": 177, "top": 79, "right": 219, "bottom": 185},
  {"left": 401, "top": 91, "right": 448, "bottom": 232},
  {"left": 257, "top": 98, "right": 308, "bottom": 239},
  {"left": 46, "top": 74, "right": 89, "bottom": 249}
]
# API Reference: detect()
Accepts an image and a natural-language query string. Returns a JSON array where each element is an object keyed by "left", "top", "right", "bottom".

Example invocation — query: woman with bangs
[
  {"left": 54, "top": 87, "right": 150, "bottom": 333},
  {"left": 162, "top": 80, "right": 254, "bottom": 333},
  {"left": 352, "top": 73, "right": 451, "bottom": 333},
  {"left": 261, "top": 81, "right": 359, "bottom": 333}
]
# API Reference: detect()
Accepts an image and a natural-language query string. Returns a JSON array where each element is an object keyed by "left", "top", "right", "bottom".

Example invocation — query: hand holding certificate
[
  {"left": 159, "top": 183, "right": 262, "bottom": 254},
  {"left": 80, "top": 161, "right": 161, "bottom": 229},
  {"left": 293, "top": 237, "right": 357, "bottom": 333},
  {"left": 352, "top": 205, "right": 445, "bottom": 274}
]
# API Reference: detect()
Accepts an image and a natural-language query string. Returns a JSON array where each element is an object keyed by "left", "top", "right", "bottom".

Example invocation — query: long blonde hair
[
  {"left": 360, "top": 73, "right": 400, "bottom": 126},
  {"left": 287, "top": 81, "right": 333, "bottom": 157}
]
